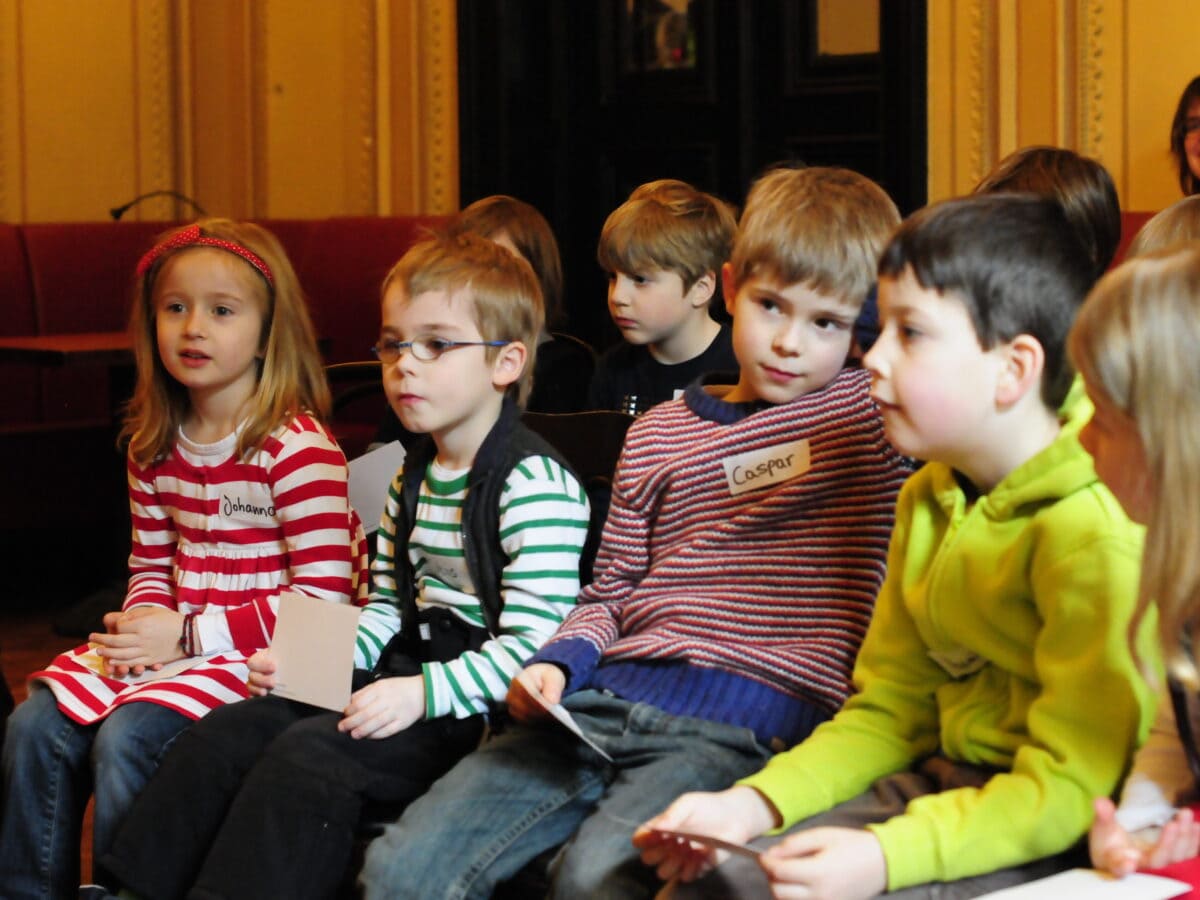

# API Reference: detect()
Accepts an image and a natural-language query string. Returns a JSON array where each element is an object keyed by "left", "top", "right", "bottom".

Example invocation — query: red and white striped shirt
[{"left": 33, "top": 414, "right": 369, "bottom": 724}]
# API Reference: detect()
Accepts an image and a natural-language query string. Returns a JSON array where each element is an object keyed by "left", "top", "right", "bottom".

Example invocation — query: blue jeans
[
  {"left": 0, "top": 685, "right": 190, "bottom": 900},
  {"left": 359, "top": 690, "right": 772, "bottom": 900}
]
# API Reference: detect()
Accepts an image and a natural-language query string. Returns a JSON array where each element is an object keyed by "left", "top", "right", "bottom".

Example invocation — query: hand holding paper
[
  {"left": 246, "top": 648, "right": 278, "bottom": 695},
  {"left": 635, "top": 786, "right": 774, "bottom": 883},
  {"left": 511, "top": 667, "right": 613, "bottom": 762},
  {"left": 509, "top": 664, "right": 567, "bottom": 722}
]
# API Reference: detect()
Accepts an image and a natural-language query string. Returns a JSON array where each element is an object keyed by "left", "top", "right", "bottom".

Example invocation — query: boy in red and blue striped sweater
[{"left": 360, "top": 166, "right": 914, "bottom": 900}]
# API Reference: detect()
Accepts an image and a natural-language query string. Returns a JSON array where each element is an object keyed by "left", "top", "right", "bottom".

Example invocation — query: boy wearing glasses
[{"left": 99, "top": 233, "right": 591, "bottom": 900}]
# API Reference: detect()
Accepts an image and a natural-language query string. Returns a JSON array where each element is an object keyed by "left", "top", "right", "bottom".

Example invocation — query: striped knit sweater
[
  {"left": 33, "top": 415, "right": 370, "bottom": 724},
  {"left": 354, "top": 455, "right": 589, "bottom": 719},
  {"left": 530, "top": 367, "right": 913, "bottom": 749}
]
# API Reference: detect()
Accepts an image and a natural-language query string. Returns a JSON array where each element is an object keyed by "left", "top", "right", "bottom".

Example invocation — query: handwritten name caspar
[{"left": 721, "top": 439, "right": 810, "bottom": 496}]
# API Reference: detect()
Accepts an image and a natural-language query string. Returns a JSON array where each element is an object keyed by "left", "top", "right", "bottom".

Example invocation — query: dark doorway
[{"left": 457, "top": 0, "right": 926, "bottom": 349}]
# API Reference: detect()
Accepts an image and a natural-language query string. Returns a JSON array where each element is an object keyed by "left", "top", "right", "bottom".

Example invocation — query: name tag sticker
[
  {"left": 722, "top": 439, "right": 810, "bottom": 496},
  {"left": 221, "top": 484, "right": 277, "bottom": 524}
]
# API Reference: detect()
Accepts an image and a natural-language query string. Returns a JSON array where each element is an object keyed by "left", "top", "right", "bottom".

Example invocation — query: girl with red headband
[{"left": 0, "top": 219, "right": 369, "bottom": 899}]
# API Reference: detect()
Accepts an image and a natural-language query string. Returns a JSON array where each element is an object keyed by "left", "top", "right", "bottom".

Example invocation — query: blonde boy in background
[{"left": 588, "top": 178, "right": 739, "bottom": 414}]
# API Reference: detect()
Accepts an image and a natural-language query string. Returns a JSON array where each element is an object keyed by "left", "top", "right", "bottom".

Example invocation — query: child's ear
[
  {"left": 686, "top": 271, "right": 717, "bottom": 309},
  {"left": 995, "top": 334, "right": 1045, "bottom": 408},
  {"left": 721, "top": 263, "right": 739, "bottom": 318},
  {"left": 491, "top": 340, "right": 528, "bottom": 389}
]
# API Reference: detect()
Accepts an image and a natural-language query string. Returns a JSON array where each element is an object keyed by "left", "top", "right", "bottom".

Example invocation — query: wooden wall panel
[
  {"left": 383, "top": 0, "right": 458, "bottom": 215},
  {"left": 930, "top": 0, "right": 1197, "bottom": 213},
  {"left": 1124, "top": 0, "right": 1195, "bottom": 209},
  {"left": 0, "top": 0, "right": 23, "bottom": 222},
  {"left": 16, "top": 2, "right": 139, "bottom": 221},
  {"left": 259, "top": 0, "right": 376, "bottom": 217},
  {"left": 0, "top": 0, "right": 456, "bottom": 223},
  {"left": 182, "top": 0, "right": 256, "bottom": 220}
]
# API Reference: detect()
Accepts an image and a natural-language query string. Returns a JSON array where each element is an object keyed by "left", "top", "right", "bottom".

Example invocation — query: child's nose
[
  {"left": 863, "top": 340, "right": 887, "bottom": 377},
  {"left": 773, "top": 321, "right": 804, "bottom": 355}
]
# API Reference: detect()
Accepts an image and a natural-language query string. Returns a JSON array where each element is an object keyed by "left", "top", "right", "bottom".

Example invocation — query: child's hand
[
  {"left": 102, "top": 610, "right": 127, "bottom": 634},
  {"left": 338, "top": 675, "right": 425, "bottom": 740},
  {"left": 1090, "top": 796, "right": 1200, "bottom": 876},
  {"left": 507, "top": 663, "right": 567, "bottom": 723},
  {"left": 246, "top": 649, "right": 278, "bottom": 695},
  {"left": 634, "top": 786, "right": 779, "bottom": 883},
  {"left": 90, "top": 606, "right": 185, "bottom": 671},
  {"left": 759, "top": 826, "right": 887, "bottom": 900}
]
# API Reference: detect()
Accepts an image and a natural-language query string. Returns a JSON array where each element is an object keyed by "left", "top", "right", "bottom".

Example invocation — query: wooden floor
[
  {"left": 3, "top": 608, "right": 96, "bottom": 880},
  {"left": 3, "top": 608, "right": 78, "bottom": 703}
]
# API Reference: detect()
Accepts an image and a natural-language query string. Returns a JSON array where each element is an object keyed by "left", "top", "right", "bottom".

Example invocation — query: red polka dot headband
[{"left": 135, "top": 224, "right": 275, "bottom": 288}]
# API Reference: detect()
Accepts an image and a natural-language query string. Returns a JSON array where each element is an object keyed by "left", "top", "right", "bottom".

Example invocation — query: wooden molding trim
[
  {"left": 418, "top": 0, "right": 458, "bottom": 214},
  {"left": 0, "top": 0, "right": 22, "bottom": 221},
  {"left": 349, "top": 0, "right": 378, "bottom": 214},
  {"left": 132, "top": 1, "right": 177, "bottom": 220}
]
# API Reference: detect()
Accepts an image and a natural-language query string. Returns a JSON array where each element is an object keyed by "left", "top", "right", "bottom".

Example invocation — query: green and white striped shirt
[{"left": 355, "top": 455, "right": 589, "bottom": 718}]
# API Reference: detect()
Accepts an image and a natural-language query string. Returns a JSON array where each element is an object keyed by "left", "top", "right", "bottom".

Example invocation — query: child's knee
[{"left": 549, "top": 836, "right": 656, "bottom": 900}]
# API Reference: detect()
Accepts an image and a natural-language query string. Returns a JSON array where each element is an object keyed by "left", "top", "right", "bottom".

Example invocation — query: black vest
[{"left": 371, "top": 399, "right": 576, "bottom": 677}]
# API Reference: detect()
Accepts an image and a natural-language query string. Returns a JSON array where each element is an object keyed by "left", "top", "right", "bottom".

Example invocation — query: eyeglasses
[{"left": 371, "top": 337, "right": 510, "bottom": 364}]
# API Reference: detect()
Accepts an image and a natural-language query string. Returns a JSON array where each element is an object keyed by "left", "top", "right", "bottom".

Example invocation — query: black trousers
[{"left": 102, "top": 691, "right": 484, "bottom": 900}]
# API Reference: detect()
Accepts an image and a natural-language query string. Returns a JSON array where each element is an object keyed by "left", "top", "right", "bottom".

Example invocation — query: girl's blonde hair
[
  {"left": 122, "top": 218, "right": 329, "bottom": 466},
  {"left": 1128, "top": 195, "right": 1200, "bottom": 258},
  {"left": 1068, "top": 242, "right": 1200, "bottom": 684}
]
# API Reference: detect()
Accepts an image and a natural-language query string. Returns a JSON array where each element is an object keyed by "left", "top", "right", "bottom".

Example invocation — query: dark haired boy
[{"left": 638, "top": 194, "right": 1160, "bottom": 898}]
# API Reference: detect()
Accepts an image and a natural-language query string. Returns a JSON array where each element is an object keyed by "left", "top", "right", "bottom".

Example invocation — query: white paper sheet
[
  {"left": 269, "top": 592, "right": 362, "bottom": 712},
  {"left": 77, "top": 645, "right": 211, "bottom": 684},
  {"left": 974, "top": 868, "right": 1190, "bottom": 899},
  {"left": 516, "top": 670, "right": 614, "bottom": 762},
  {"left": 348, "top": 440, "right": 406, "bottom": 534}
]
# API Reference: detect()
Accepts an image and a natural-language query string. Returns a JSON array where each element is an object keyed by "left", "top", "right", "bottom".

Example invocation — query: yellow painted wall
[
  {"left": 1124, "top": 0, "right": 1197, "bottom": 208},
  {"left": 929, "top": 0, "right": 1199, "bottom": 213},
  {"left": 0, "top": 1, "right": 174, "bottom": 221},
  {"left": 0, "top": 0, "right": 457, "bottom": 223},
  {"left": 4, "top": 2, "right": 1197, "bottom": 222}
]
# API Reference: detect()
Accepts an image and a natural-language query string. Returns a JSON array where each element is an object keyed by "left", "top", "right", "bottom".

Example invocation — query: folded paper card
[
  {"left": 348, "top": 440, "right": 406, "bottom": 534},
  {"left": 269, "top": 592, "right": 362, "bottom": 712},
  {"left": 78, "top": 645, "right": 211, "bottom": 684},
  {"left": 517, "top": 670, "right": 614, "bottom": 762},
  {"left": 649, "top": 828, "right": 761, "bottom": 860}
]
